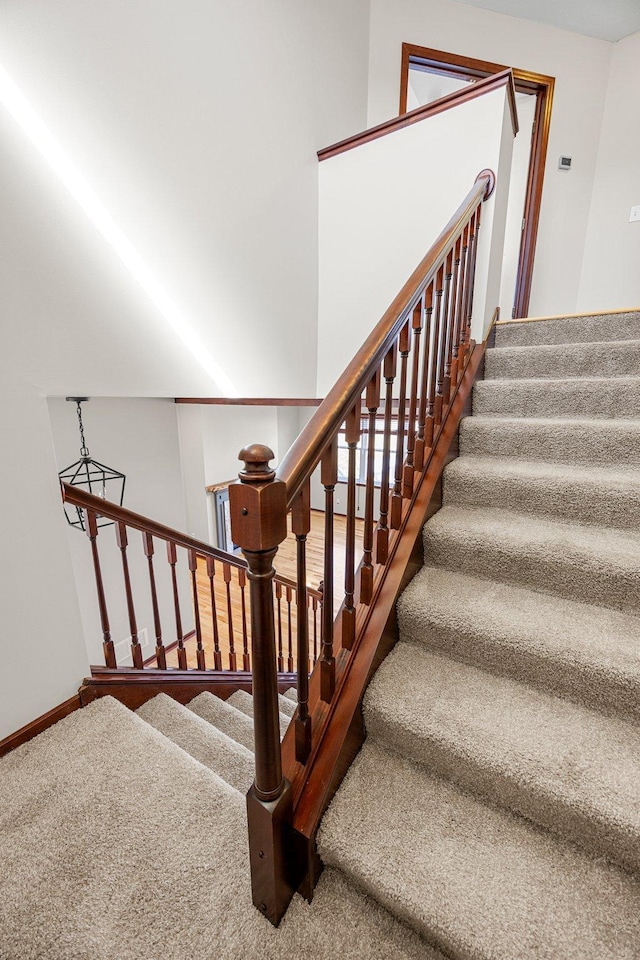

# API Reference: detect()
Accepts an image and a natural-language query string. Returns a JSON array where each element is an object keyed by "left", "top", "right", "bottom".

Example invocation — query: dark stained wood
[
  {"left": 175, "top": 397, "right": 323, "bottom": 407},
  {"left": 0, "top": 695, "right": 82, "bottom": 758},
  {"left": 391, "top": 321, "right": 410, "bottom": 529},
  {"left": 399, "top": 43, "right": 554, "bottom": 318},
  {"left": 166, "top": 540, "right": 187, "bottom": 670},
  {"left": 276, "top": 176, "right": 490, "bottom": 504},
  {"left": 414, "top": 284, "right": 434, "bottom": 471},
  {"left": 281, "top": 334, "right": 489, "bottom": 881},
  {"left": 206, "top": 556, "right": 223, "bottom": 670},
  {"left": 229, "top": 443, "right": 294, "bottom": 927},
  {"left": 342, "top": 403, "right": 361, "bottom": 650},
  {"left": 292, "top": 482, "right": 311, "bottom": 763},
  {"left": 376, "top": 343, "right": 397, "bottom": 565},
  {"left": 83, "top": 509, "right": 115, "bottom": 668},
  {"left": 80, "top": 669, "right": 297, "bottom": 711},
  {"left": 188, "top": 549, "right": 206, "bottom": 670},
  {"left": 143, "top": 532, "right": 166, "bottom": 669},
  {"left": 403, "top": 298, "right": 423, "bottom": 497},
  {"left": 361, "top": 368, "right": 381, "bottom": 604},
  {"left": 115, "top": 521, "right": 143, "bottom": 669},
  {"left": 318, "top": 68, "right": 517, "bottom": 161},
  {"left": 320, "top": 440, "right": 338, "bottom": 702}
]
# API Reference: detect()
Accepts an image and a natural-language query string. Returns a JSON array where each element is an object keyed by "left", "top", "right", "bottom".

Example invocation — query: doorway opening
[{"left": 399, "top": 44, "right": 554, "bottom": 319}]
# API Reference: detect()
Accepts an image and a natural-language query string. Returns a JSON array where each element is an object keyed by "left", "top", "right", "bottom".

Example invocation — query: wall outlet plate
[{"left": 630, "top": 205, "right": 640, "bottom": 223}]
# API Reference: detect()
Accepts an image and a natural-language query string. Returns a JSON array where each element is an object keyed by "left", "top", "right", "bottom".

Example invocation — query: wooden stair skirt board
[
  {"left": 80, "top": 669, "right": 299, "bottom": 712},
  {"left": 283, "top": 333, "right": 489, "bottom": 902}
]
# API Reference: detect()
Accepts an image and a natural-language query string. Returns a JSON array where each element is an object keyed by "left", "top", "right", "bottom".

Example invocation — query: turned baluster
[
  {"left": 403, "top": 297, "right": 424, "bottom": 497},
  {"left": 360, "top": 368, "right": 381, "bottom": 605},
  {"left": 463, "top": 209, "right": 481, "bottom": 355},
  {"left": 414, "top": 285, "right": 434, "bottom": 470},
  {"left": 443, "top": 247, "right": 459, "bottom": 405},
  {"left": 451, "top": 230, "right": 469, "bottom": 385},
  {"left": 427, "top": 268, "right": 445, "bottom": 442},
  {"left": 459, "top": 214, "right": 475, "bottom": 368},
  {"left": 188, "top": 549, "right": 205, "bottom": 670},
  {"left": 320, "top": 440, "right": 337, "bottom": 702},
  {"left": 228, "top": 443, "right": 292, "bottom": 925},
  {"left": 376, "top": 342, "right": 397, "bottom": 565},
  {"left": 435, "top": 255, "right": 453, "bottom": 422},
  {"left": 342, "top": 402, "right": 361, "bottom": 650},
  {"left": 142, "top": 532, "right": 165, "bottom": 669},
  {"left": 275, "top": 581, "right": 284, "bottom": 672},
  {"left": 167, "top": 541, "right": 187, "bottom": 669},
  {"left": 84, "top": 509, "right": 115, "bottom": 667},
  {"left": 312, "top": 594, "right": 319, "bottom": 665},
  {"left": 115, "top": 521, "right": 142, "bottom": 668},
  {"left": 223, "top": 561, "right": 237, "bottom": 671},
  {"left": 292, "top": 481, "right": 311, "bottom": 763},
  {"left": 285, "top": 585, "right": 294, "bottom": 672},
  {"left": 206, "top": 556, "right": 222, "bottom": 670},
  {"left": 239, "top": 568, "right": 250, "bottom": 671},
  {"left": 391, "top": 320, "right": 410, "bottom": 530}
]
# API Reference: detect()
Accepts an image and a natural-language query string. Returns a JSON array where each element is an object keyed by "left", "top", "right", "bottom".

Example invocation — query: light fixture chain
[{"left": 76, "top": 400, "right": 89, "bottom": 458}]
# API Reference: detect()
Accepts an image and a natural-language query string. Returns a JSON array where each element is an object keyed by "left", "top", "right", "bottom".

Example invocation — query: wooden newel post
[{"left": 229, "top": 443, "right": 295, "bottom": 927}]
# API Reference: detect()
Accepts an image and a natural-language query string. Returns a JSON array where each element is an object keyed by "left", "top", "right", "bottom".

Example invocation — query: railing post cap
[
  {"left": 476, "top": 168, "right": 496, "bottom": 200},
  {"left": 238, "top": 444, "right": 276, "bottom": 484}
]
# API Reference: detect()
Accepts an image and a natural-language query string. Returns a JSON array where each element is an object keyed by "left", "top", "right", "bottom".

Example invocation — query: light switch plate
[{"left": 630, "top": 205, "right": 640, "bottom": 223}]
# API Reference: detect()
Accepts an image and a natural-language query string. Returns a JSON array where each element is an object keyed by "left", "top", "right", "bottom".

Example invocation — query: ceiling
[{"left": 453, "top": 0, "right": 640, "bottom": 42}]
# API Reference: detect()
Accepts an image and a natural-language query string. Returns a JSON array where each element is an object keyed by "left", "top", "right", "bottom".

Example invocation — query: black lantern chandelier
[{"left": 58, "top": 397, "right": 126, "bottom": 530}]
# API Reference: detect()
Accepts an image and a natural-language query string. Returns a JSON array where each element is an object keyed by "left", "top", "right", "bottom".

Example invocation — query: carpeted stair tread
[
  {"left": 365, "top": 642, "right": 640, "bottom": 874},
  {"left": 485, "top": 338, "right": 640, "bottom": 380},
  {"left": 444, "top": 455, "right": 640, "bottom": 529},
  {"left": 0, "top": 697, "right": 441, "bottom": 960},
  {"left": 186, "top": 690, "right": 255, "bottom": 752},
  {"left": 495, "top": 310, "right": 640, "bottom": 347},
  {"left": 473, "top": 375, "right": 640, "bottom": 418},
  {"left": 398, "top": 565, "right": 640, "bottom": 722},
  {"left": 460, "top": 414, "right": 640, "bottom": 466},
  {"left": 424, "top": 505, "right": 640, "bottom": 614},
  {"left": 278, "top": 693, "right": 297, "bottom": 718},
  {"left": 282, "top": 687, "right": 298, "bottom": 703},
  {"left": 136, "top": 693, "right": 253, "bottom": 794},
  {"left": 228, "top": 689, "right": 290, "bottom": 738},
  {"left": 318, "top": 740, "right": 640, "bottom": 960}
]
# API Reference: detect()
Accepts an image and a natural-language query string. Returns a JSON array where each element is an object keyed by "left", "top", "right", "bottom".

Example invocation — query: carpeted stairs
[
  {"left": 317, "top": 309, "right": 640, "bottom": 959},
  {"left": 2, "top": 308, "right": 639, "bottom": 959}
]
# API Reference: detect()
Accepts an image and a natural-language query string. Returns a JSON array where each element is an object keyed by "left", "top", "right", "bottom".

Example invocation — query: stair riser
[
  {"left": 423, "top": 527, "right": 640, "bottom": 616},
  {"left": 443, "top": 468, "right": 640, "bottom": 530},
  {"left": 473, "top": 378, "right": 640, "bottom": 419},
  {"left": 365, "top": 705, "right": 640, "bottom": 877},
  {"left": 495, "top": 312, "right": 640, "bottom": 347},
  {"left": 398, "top": 611, "right": 640, "bottom": 725},
  {"left": 485, "top": 341, "right": 640, "bottom": 380},
  {"left": 460, "top": 419, "right": 640, "bottom": 467}
]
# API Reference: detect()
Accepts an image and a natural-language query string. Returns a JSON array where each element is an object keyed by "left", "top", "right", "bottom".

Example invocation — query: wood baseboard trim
[
  {"left": 497, "top": 305, "right": 640, "bottom": 326},
  {"left": 0, "top": 694, "right": 82, "bottom": 758}
]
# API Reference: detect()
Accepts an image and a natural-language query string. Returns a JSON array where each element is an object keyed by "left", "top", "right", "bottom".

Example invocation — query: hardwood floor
[{"left": 164, "top": 511, "right": 364, "bottom": 672}]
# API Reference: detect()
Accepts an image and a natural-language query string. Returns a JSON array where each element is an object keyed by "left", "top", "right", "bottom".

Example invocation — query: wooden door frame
[{"left": 400, "top": 44, "right": 555, "bottom": 319}]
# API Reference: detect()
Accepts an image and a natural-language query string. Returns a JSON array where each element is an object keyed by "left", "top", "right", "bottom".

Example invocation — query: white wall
[
  {"left": 317, "top": 87, "right": 513, "bottom": 393},
  {"left": 366, "top": 0, "right": 613, "bottom": 317},
  {"left": 48, "top": 398, "right": 191, "bottom": 668},
  {"left": 578, "top": 32, "right": 640, "bottom": 312},
  {"left": 0, "top": 0, "right": 370, "bottom": 737}
]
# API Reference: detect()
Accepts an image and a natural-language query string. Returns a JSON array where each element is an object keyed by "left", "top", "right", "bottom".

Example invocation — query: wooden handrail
[
  {"left": 317, "top": 68, "right": 517, "bottom": 161},
  {"left": 61, "top": 481, "right": 323, "bottom": 603},
  {"left": 61, "top": 481, "right": 248, "bottom": 569},
  {"left": 277, "top": 174, "right": 491, "bottom": 506}
]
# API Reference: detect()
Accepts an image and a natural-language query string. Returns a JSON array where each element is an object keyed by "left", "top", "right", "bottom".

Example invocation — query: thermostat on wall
[{"left": 558, "top": 155, "right": 572, "bottom": 171}]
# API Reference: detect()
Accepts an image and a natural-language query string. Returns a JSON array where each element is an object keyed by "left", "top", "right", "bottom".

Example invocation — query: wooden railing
[
  {"left": 229, "top": 171, "right": 496, "bottom": 924},
  {"left": 61, "top": 484, "right": 322, "bottom": 677}
]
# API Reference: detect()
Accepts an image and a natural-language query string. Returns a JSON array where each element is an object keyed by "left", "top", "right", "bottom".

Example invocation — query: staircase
[
  {"left": 3, "top": 300, "right": 640, "bottom": 956},
  {"left": 318, "top": 309, "right": 640, "bottom": 959}
]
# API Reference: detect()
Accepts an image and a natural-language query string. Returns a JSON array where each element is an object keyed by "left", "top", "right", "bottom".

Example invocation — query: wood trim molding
[
  {"left": 399, "top": 43, "right": 555, "bottom": 319},
  {"left": 80, "top": 669, "right": 298, "bottom": 712},
  {"left": 175, "top": 398, "right": 323, "bottom": 407},
  {"left": 0, "top": 695, "right": 82, "bottom": 758},
  {"left": 318, "top": 69, "right": 517, "bottom": 162}
]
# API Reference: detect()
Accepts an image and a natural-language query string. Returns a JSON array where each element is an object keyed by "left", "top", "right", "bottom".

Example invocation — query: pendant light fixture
[{"left": 58, "top": 397, "right": 126, "bottom": 530}]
